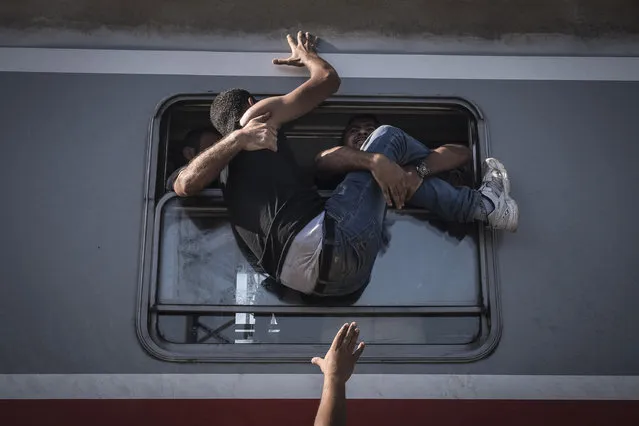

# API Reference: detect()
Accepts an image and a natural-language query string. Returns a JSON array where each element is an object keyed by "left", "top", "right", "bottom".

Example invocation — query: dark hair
[
  {"left": 183, "top": 127, "right": 220, "bottom": 150},
  {"left": 210, "top": 88, "right": 253, "bottom": 136},
  {"left": 341, "top": 114, "right": 381, "bottom": 145},
  {"left": 346, "top": 114, "right": 380, "bottom": 128}
]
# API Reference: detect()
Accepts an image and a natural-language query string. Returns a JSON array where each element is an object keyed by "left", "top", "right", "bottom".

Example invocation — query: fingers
[
  {"left": 353, "top": 342, "right": 365, "bottom": 361},
  {"left": 273, "top": 33, "right": 297, "bottom": 64},
  {"left": 272, "top": 57, "right": 293, "bottom": 65},
  {"left": 342, "top": 322, "right": 358, "bottom": 352},
  {"left": 330, "top": 323, "right": 349, "bottom": 350},
  {"left": 251, "top": 112, "right": 271, "bottom": 123},
  {"left": 345, "top": 324, "right": 359, "bottom": 352},
  {"left": 398, "top": 182, "right": 409, "bottom": 209},
  {"left": 305, "top": 32, "right": 316, "bottom": 51},
  {"left": 390, "top": 169, "right": 414, "bottom": 209},
  {"left": 274, "top": 31, "right": 317, "bottom": 65},
  {"left": 311, "top": 356, "right": 324, "bottom": 367},
  {"left": 272, "top": 57, "right": 302, "bottom": 66},
  {"left": 382, "top": 186, "right": 393, "bottom": 207},
  {"left": 286, "top": 33, "right": 296, "bottom": 50},
  {"left": 265, "top": 126, "right": 278, "bottom": 151},
  {"left": 390, "top": 184, "right": 403, "bottom": 209}
]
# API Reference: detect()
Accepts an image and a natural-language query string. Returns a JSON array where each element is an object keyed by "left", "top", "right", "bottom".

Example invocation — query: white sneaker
[{"left": 479, "top": 158, "right": 519, "bottom": 232}]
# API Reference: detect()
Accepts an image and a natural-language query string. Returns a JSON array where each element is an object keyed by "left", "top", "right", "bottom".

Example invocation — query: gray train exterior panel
[{"left": 0, "top": 72, "right": 637, "bottom": 374}]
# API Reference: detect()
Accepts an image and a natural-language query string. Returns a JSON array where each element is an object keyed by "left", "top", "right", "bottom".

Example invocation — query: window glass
[{"left": 157, "top": 196, "right": 480, "bottom": 307}]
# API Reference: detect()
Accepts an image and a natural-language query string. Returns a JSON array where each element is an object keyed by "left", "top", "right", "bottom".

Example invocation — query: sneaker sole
[
  {"left": 485, "top": 157, "right": 511, "bottom": 194},
  {"left": 485, "top": 157, "right": 519, "bottom": 232},
  {"left": 503, "top": 197, "right": 519, "bottom": 232}
]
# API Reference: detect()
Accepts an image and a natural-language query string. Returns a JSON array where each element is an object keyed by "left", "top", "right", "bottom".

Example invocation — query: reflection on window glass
[{"left": 157, "top": 197, "right": 481, "bottom": 307}]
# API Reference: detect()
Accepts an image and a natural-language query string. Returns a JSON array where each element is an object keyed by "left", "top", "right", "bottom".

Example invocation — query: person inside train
[
  {"left": 317, "top": 113, "right": 472, "bottom": 190},
  {"left": 312, "top": 322, "right": 364, "bottom": 426},
  {"left": 174, "top": 31, "right": 519, "bottom": 298},
  {"left": 166, "top": 127, "right": 221, "bottom": 191}
]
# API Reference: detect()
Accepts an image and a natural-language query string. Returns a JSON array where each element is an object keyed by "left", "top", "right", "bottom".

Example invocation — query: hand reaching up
[
  {"left": 312, "top": 322, "right": 365, "bottom": 384},
  {"left": 273, "top": 31, "right": 319, "bottom": 67}
]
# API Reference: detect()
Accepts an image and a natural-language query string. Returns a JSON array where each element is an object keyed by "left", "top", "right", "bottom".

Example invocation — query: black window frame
[{"left": 136, "top": 93, "right": 502, "bottom": 363}]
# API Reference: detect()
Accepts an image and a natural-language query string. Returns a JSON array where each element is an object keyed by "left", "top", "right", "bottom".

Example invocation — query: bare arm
[
  {"left": 315, "top": 146, "right": 377, "bottom": 175},
  {"left": 174, "top": 113, "right": 276, "bottom": 196},
  {"left": 315, "top": 379, "right": 346, "bottom": 426},
  {"left": 313, "top": 322, "right": 365, "bottom": 426},
  {"left": 419, "top": 144, "right": 472, "bottom": 174},
  {"left": 239, "top": 32, "right": 340, "bottom": 129},
  {"left": 316, "top": 144, "right": 471, "bottom": 176},
  {"left": 173, "top": 132, "right": 243, "bottom": 196}
]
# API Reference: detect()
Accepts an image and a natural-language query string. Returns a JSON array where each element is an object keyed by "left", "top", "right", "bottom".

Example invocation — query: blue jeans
[{"left": 319, "top": 125, "right": 481, "bottom": 296}]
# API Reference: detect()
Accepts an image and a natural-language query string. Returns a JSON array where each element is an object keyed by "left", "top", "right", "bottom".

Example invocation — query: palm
[
  {"left": 273, "top": 31, "right": 318, "bottom": 67},
  {"left": 311, "top": 323, "right": 365, "bottom": 384}
]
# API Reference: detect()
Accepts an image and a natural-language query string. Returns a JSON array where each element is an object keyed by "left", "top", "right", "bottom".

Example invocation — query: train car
[{"left": 1, "top": 30, "right": 639, "bottom": 426}]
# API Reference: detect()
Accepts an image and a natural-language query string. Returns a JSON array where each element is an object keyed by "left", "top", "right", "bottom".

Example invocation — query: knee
[
  {"left": 372, "top": 125, "right": 402, "bottom": 139},
  {"left": 362, "top": 125, "right": 404, "bottom": 152}
]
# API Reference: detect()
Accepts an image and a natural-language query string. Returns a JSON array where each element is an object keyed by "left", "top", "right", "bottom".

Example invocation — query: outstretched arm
[
  {"left": 239, "top": 32, "right": 340, "bottom": 129},
  {"left": 313, "top": 322, "right": 365, "bottom": 426}
]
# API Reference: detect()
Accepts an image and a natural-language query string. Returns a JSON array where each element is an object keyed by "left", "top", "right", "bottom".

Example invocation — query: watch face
[{"left": 417, "top": 162, "right": 430, "bottom": 178}]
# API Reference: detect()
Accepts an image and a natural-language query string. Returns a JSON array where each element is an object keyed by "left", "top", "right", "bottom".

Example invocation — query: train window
[{"left": 138, "top": 95, "right": 501, "bottom": 362}]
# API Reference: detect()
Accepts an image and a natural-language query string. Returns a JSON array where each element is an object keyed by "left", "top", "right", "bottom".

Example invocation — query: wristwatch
[{"left": 415, "top": 161, "right": 432, "bottom": 179}]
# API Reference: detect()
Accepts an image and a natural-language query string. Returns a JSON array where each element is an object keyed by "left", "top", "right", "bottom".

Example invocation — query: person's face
[
  {"left": 343, "top": 118, "right": 378, "bottom": 150},
  {"left": 183, "top": 132, "right": 222, "bottom": 161}
]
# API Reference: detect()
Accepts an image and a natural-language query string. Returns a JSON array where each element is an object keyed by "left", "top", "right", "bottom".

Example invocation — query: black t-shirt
[
  {"left": 166, "top": 134, "right": 325, "bottom": 280},
  {"left": 223, "top": 133, "right": 325, "bottom": 280}
]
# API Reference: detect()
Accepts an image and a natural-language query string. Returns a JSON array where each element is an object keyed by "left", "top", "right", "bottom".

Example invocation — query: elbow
[
  {"left": 329, "top": 72, "right": 341, "bottom": 94},
  {"left": 315, "top": 146, "right": 344, "bottom": 172},
  {"left": 459, "top": 145, "right": 472, "bottom": 165},
  {"left": 315, "top": 151, "right": 329, "bottom": 171},
  {"left": 174, "top": 174, "right": 199, "bottom": 197},
  {"left": 315, "top": 154, "right": 337, "bottom": 177},
  {"left": 322, "top": 68, "right": 341, "bottom": 94}
]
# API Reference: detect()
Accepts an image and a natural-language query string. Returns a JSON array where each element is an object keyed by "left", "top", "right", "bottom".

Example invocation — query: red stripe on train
[{"left": 1, "top": 399, "right": 638, "bottom": 426}]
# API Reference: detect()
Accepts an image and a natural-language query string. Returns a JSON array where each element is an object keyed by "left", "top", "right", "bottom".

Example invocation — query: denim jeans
[{"left": 318, "top": 125, "right": 481, "bottom": 296}]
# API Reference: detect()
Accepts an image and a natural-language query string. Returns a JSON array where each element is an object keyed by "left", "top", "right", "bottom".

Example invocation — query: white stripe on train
[
  {"left": 0, "top": 48, "right": 638, "bottom": 81},
  {"left": 1, "top": 374, "right": 638, "bottom": 400}
]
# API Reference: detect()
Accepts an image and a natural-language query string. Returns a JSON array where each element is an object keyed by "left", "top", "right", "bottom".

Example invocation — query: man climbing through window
[{"left": 174, "top": 31, "right": 519, "bottom": 297}]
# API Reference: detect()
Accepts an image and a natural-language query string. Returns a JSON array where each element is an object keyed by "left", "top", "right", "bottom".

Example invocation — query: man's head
[
  {"left": 182, "top": 128, "right": 221, "bottom": 161},
  {"left": 210, "top": 88, "right": 257, "bottom": 136},
  {"left": 342, "top": 114, "right": 380, "bottom": 150}
]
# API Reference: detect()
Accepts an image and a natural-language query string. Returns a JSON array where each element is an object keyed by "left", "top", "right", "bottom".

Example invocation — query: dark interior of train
[{"left": 146, "top": 97, "right": 494, "bottom": 356}]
